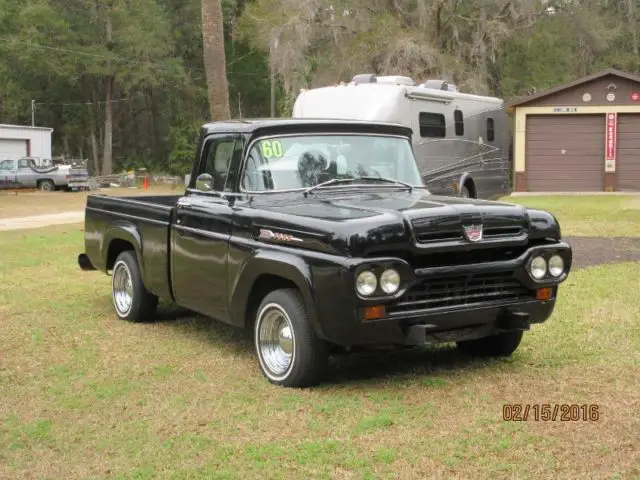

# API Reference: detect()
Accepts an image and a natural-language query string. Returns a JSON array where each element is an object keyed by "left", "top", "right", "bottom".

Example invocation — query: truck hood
[{"left": 247, "top": 189, "right": 560, "bottom": 256}]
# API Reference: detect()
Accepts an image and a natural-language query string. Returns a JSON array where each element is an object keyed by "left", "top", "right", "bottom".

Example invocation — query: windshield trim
[{"left": 238, "top": 131, "right": 423, "bottom": 195}]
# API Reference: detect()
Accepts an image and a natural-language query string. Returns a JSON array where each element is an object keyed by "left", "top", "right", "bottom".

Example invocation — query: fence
[{"left": 88, "top": 172, "right": 185, "bottom": 190}]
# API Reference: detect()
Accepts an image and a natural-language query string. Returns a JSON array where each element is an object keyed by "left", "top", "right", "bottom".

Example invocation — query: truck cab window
[
  {"left": 18, "top": 159, "right": 29, "bottom": 168},
  {"left": 486, "top": 118, "right": 495, "bottom": 142},
  {"left": 418, "top": 112, "right": 446, "bottom": 138},
  {"left": 0, "top": 160, "right": 15, "bottom": 171},
  {"left": 200, "top": 138, "right": 237, "bottom": 192},
  {"left": 454, "top": 109, "right": 464, "bottom": 136}
]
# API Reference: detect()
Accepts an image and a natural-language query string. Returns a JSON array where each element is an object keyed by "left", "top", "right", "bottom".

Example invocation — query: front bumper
[
  {"left": 312, "top": 241, "right": 571, "bottom": 347},
  {"left": 352, "top": 298, "right": 556, "bottom": 346}
]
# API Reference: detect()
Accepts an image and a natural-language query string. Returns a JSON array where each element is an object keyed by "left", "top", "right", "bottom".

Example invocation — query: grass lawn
[
  {"left": 0, "top": 185, "right": 183, "bottom": 218},
  {"left": 502, "top": 195, "right": 640, "bottom": 237},
  {"left": 0, "top": 225, "right": 638, "bottom": 479}
]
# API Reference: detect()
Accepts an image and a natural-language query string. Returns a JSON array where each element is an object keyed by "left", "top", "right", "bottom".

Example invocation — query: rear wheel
[
  {"left": 38, "top": 180, "right": 55, "bottom": 192},
  {"left": 254, "top": 288, "right": 327, "bottom": 387},
  {"left": 111, "top": 251, "right": 158, "bottom": 322},
  {"left": 457, "top": 330, "right": 523, "bottom": 357}
]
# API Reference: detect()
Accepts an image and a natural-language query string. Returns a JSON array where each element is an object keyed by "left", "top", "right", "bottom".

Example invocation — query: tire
[
  {"left": 39, "top": 180, "right": 55, "bottom": 192},
  {"left": 254, "top": 288, "right": 328, "bottom": 388},
  {"left": 111, "top": 251, "right": 158, "bottom": 322},
  {"left": 456, "top": 330, "right": 523, "bottom": 357}
]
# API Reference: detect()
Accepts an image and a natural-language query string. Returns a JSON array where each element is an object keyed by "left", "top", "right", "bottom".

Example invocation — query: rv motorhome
[{"left": 292, "top": 74, "right": 512, "bottom": 199}]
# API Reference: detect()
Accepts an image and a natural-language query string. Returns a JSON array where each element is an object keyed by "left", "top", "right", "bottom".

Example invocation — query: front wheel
[
  {"left": 254, "top": 288, "right": 327, "bottom": 388},
  {"left": 111, "top": 251, "right": 158, "bottom": 322},
  {"left": 456, "top": 330, "right": 523, "bottom": 357}
]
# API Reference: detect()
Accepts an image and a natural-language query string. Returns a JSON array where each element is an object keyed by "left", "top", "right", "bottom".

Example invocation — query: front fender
[{"left": 229, "top": 249, "right": 318, "bottom": 333}]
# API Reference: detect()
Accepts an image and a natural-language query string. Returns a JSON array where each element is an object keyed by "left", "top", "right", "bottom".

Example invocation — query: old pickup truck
[
  {"left": 77, "top": 119, "right": 572, "bottom": 387},
  {"left": 0, "top": 157, "right": 89, "bottom": 191}
]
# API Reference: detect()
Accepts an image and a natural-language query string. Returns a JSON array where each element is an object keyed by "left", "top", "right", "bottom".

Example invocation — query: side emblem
[
  {"left": 462, "top": 224, "right": 483, "bottom": 242},
  {"left": 259, "top": 228, "right": 303, "bottom": 242}
]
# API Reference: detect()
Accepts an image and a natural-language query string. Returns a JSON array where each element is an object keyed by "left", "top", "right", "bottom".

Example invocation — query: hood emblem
[
  {"left": 259, "top": 228, "right": 303, "bottom": 242},
  {"left": 462, "top": 224, "right": 483, "bottom": 242}
]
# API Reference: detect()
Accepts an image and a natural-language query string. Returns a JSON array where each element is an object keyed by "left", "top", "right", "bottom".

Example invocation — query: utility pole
[
  {"left": 31, "top": 100, "right": 35, "bottom": 126},
  {"left": 270, "top": 66, "right": 275, "bottom": 117},
  {"left": 269, "top": 35, "right": 278, "bottom": 118}
]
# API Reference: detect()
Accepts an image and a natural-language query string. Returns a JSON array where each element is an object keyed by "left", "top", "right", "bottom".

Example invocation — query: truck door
[
  {"left": 0, "top": 159, "right": 17, "bottom": 188},
  {"left": 170, "top": 134, "right": 242, "bottom": 323},
  {"left": 17, "top": 158, "right": 37, "bottom": 188}
]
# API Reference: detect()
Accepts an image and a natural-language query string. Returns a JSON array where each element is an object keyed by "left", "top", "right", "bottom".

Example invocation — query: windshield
[{"left": 241, "top": 134, "right": 424, "bottom": 192}]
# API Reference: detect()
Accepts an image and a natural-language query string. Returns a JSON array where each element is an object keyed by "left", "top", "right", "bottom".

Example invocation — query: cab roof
[{"left": 202, "top": 118, "right": 413, "bottom": 138}]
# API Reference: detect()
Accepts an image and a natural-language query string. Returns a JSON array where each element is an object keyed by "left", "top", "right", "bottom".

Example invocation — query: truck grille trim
[
  {"left": 415, "top": 226, "right": 523, "bottom": 243},
  {"left": 387, "top": 272, "right": 533, "bottom": 315}
]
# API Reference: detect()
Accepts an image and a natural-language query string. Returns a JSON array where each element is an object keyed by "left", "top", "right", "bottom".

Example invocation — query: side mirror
[{"left": 195, "top": 173, "right": 214, "bottom": 191}]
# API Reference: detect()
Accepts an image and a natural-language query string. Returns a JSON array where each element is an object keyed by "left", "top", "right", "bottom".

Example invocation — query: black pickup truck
[{"left": 78, "top": 118, "right": 572, "bottom": 387}]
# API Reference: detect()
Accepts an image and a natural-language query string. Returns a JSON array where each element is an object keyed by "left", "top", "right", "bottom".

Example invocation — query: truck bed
[{"left": 84, "top": 193, "right": 182, "bottom": 301}]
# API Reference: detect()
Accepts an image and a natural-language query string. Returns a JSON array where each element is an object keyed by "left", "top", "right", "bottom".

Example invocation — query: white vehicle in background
[
  {"left": 292, "top": 74, "right": 513, "bottom": 199},
  {"left": 0, "top": 156, "right": 89, "bottom": 191}
]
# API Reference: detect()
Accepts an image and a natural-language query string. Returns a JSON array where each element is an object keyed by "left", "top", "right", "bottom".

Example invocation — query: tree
[{"left": 202, "top": 0, "right": 231, "bottom": 120}]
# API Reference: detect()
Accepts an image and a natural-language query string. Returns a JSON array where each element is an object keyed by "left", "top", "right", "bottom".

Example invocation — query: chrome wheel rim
[
  {"left": 256, "top": 303, "right": 295, "bottom": 380},
  {"left": 112, "top": 261, "right": 133, "bottom": 316}
]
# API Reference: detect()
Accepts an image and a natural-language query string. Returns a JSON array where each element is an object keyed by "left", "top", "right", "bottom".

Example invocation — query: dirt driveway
[
  {"left": 564, "top": 236, "right": 640, "bottom": 269},
  {"left": 0, "top": 211, "right": 84, "bottom": 231}
]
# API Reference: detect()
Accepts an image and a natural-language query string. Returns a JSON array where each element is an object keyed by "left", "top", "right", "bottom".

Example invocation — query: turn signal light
[
  {"left": 363, "top": 305, "right": 386, "bottom": 321},
  {"left": 536, "top": 287, "right": 553, "bottom": 301}
]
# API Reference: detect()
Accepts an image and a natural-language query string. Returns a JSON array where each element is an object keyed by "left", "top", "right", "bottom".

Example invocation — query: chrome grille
[
  {"left": 387, "top": 271, "right": 533, "bottom": 315},
  {"left": 415, "top": 226, "right": 523, "bottom": 243}
]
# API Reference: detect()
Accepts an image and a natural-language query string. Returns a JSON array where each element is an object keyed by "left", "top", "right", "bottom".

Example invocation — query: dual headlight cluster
[
  {"left": 528, "top": 254, "right": 565, "bottom": 280},
  {"left": 356, "top": 268, "right": 401, "bottom": 297}
]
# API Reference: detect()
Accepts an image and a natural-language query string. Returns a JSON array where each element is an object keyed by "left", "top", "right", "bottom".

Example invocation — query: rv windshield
[{"left": 241, "top": 134, "right": 423, "bottom": 192}]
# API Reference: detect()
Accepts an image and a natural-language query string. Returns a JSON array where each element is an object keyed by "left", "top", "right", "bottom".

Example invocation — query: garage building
[
  {"left": 508, "top": 68, "right": 640, "bottom": 192},
  {"left": 0, "top": 124, "right": 53, "bottom": 164}
]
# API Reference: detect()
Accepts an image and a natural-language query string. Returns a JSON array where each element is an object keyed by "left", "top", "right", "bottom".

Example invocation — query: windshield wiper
[
  {"left": 303, "top": 176, "right": 414, "bottom": 197},
  {"left": 303, "top": 178, "right": 358, "bottom": 197},
  {"left": 357, "top": 176, "right": 413, "bottom": 191}
]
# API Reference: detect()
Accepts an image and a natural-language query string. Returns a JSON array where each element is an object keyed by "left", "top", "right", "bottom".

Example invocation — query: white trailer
[{"left": 292, "top": 74, "right": 512, "bottom": 199}]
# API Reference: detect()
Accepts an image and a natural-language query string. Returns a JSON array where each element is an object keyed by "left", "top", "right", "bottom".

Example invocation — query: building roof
[
  {"left": 202, "top": 118, "right": 413, "bottom": 137},
  {"left": 507, "top": 68, "right": 640, "bottom": 108},
  {"left": 0, "top": 124, "right": 53, "bottom": 132}
]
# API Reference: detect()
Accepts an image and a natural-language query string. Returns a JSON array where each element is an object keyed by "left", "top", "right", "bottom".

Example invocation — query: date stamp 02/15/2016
[{"left": 502, "top": 404, "right": 600, "bottom": 422}]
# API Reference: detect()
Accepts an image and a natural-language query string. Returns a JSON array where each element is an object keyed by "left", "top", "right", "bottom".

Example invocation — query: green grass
[
  {"left": 502, "top": 194, "right": 640, "bottom": 237},
  {"left": 0, "top": 224, "right": 638, "bottom": 479}
]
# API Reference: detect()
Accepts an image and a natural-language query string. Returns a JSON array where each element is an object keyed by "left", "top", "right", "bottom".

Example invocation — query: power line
[
  {"left": 0, "top": 36, "right": 191, "bottom": 73},
  {"left": 0, "top": 36, "right": 266, "bottom": 73}
]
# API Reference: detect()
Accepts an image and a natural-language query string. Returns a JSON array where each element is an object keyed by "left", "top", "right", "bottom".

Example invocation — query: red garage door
[
  {"left": 525, "top": 114, "right": 604, "bottom": 191},
  {"left": 616, "top": 114, "right": 640, "bottom": 191}
]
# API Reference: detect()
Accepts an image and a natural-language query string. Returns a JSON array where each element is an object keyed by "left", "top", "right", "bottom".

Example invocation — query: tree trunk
[
  {"left": 88, "top": 104, "right": 101, "bottom": 176},
  {"left": 202, "top": 0, "right": 231, "bottom": 120},
  {"left": 102, "top": 76, "right": 114, "bottom": 175},
  {"left": 628, "top": 0, "right": 638, "bottom": 56},
  {"left": 102, "top": 14, "right": 114, "bottom": 175},
  {"left": 90, "top": 127, "right": 100, "bottom": 176}
]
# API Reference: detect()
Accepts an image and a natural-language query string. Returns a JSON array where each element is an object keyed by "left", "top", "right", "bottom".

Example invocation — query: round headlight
[
  {"left": 548, "top": 255, "right": 564, "bottom": 277},
  {"left": 356, "top": 270, "right": 377, "bottom": 296},
  {"left": 529, "top": 256, "right": 547, "bottom": 280},
  {"left": 380, "top": 269, "right": 401, "bottom": 294}
]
